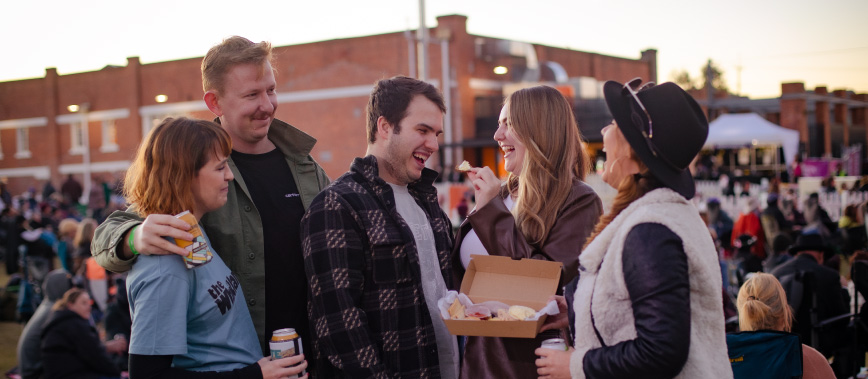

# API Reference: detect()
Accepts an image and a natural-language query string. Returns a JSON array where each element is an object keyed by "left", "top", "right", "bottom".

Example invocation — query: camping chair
[{"left": 726, "top": 330, "right": 803, "bottom": 378}]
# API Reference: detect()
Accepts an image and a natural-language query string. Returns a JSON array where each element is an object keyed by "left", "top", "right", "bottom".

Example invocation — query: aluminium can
[
  {"left": 270, "top": 328, "right": 305, "bottom": 377},
  {"left": 540, "top": 338, "right": 567, "bottom": 351}
]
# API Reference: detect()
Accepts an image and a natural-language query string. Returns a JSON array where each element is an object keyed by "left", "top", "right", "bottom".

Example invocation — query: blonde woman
[
  {"left": 736, "top": 273, "right": 835, "bottom": 378},
  {"left": 454, "top": 85, "right": 603, "bottom": 378}
]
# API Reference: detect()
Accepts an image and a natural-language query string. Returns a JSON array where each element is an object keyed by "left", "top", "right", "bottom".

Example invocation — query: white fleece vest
[{"left": 570, "top": 188, "right": 732, "bottom": 379}]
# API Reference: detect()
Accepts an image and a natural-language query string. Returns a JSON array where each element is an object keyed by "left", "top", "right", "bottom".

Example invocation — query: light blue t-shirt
[{"left": 127, "top": 231, "right": 261, "bottom": 371}]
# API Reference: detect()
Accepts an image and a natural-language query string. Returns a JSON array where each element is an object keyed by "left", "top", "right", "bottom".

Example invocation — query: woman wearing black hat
[{"left": 535, "top": 79, "right": 731, "bottom": 378}]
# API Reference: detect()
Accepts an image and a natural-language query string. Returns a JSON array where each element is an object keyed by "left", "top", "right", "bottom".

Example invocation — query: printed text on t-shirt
[{"left": 208, "top": 274, "right": 241, "bottom": 315}]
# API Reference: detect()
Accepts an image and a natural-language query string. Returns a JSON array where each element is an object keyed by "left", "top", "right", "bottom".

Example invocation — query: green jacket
[{"left": 92, "top": 118, "right": 330, "bottom": 353}]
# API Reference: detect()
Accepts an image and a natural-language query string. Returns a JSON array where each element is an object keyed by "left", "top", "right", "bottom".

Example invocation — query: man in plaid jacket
[{"left": 302, "top": 76, "right": 458, "bottom": 378}]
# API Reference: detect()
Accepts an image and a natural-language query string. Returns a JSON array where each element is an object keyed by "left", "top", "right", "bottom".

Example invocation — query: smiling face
[
  {"left": 208, "top": 61, "right": 277, "bottom": 153},
  {"left": 494, "top": 102, "right": 527, "bottom": 175},
  {"left": 601, "top": 121, "right": 640, "bottom": 188},
  {"left": 68, "top": 292, "right": 92, "bottom": 320},
  {"left": 375, "top": 94, "right": 443, "bottom": 185},
  {"left": 190, "top": 153, "right": 234, "bottom": 219}
]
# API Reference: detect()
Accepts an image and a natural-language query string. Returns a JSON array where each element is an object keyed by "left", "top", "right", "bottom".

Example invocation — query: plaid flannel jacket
[{"left": 302, "top": 155, "right": 455, "bottom": 378}]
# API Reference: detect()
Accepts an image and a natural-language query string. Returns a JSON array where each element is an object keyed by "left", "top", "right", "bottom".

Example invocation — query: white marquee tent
[{"left": 704, "top": 113, "right": 800, "bottom": 166}]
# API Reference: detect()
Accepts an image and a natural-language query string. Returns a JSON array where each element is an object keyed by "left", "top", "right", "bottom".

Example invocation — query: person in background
[
  {"left": 302, "top": 76, "right": 457, "bottom": 378},
  {"left": 803, "top": 194, "right": 834, "bottom": 240},
  {"left": 55, "top": 218, "right": 79, "bottom": 273},
  {"left": 764, "top": 234, "right": 793, "bottom": 273},
  {"left": 761, "top": 193, "right": 792, "bottom": 246},
  {"left": 20, "top": 215, "right": 55, "bottom": 287},
  {"left": 60, "top": 174, "right": 83, "bottom": 209},
  {"left": 103, "top": 276, "right": 132, "bottom": 372},
  {"left": 453, "top": 85, "right": 602, "bottom": 378},
  {"left": 839, "top": 204, "right": 862, "bottom": 229},
  {"left": 87, "top": 175, "right": 107, "bottom": 223},
  {"left": 456, "top": 196, "right": 469, "bottom": 224},
  {"left": 733, "top": 197, "right": 766, "bottom": 260},
  {"left": 534, "top": 79, "right": 731, "bottom": 378},
  {"left": 16, "top": 269, "right": 73, "bottom": 379},
  {"left": 733, "top": 234, "right": 763, "bottom": 287},
  {"left": 41, "top": 180, "right": 56, "bottom": 204},
  {"left": 735, "top": 273, "right": 835, "bottom": 378},
  {"left": 72, "top": 218, "right": 97, "bottom": 275},
  {"left": 771, "top": 233, "right": 849, "bottom": 361},
  {"left": 792, "top": 155, "right": 803, "bottom": 183},
  {"left": 41, "top": 288, "right": 124, "bottom": 379},
  {"left": 707, "top": 197, "right": 734, "bottom": 257},
  {"left": 123, "top": 117, "right": 305, "bottom": 378},
  {"left": 92, "top": 36, "right": 330, "bottom": 359}
]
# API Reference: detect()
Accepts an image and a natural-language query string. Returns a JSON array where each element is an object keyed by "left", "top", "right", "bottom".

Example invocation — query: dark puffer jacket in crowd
[{"left": 41, "top": 309, "right": 119, "bottom": 379}]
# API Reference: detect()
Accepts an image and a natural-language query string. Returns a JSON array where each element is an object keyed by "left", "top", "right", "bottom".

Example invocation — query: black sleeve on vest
[
  {"left": 583, "top": 223, "right": 691, "bottom": 379},
  {"left": 129, "top": 354, "right": 263, "bottom": 379}
]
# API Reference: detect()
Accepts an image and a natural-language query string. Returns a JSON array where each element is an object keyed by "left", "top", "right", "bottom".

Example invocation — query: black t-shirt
[{"left": 231, "top": 148, "right": 310, "bottom": 358}]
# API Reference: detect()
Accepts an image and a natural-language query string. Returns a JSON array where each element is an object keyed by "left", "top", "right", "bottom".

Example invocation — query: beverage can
[
  {"left": 540, "top": 338, "right": 567, "bottom": 351},
  {"left": 270, "top": 328, "right": 305, "bottom": 378},
  {"left": 173, "top": 211, "right": 212, "bottom": 269}
]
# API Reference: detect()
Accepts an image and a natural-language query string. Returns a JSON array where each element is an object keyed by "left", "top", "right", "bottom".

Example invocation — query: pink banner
[{"left": 801, "top": 158, "right": 841, "bottom": 177}]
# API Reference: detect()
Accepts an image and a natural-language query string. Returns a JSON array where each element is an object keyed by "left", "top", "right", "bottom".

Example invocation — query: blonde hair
[
  {"left": 124, "top": 117, "right": 232, "bottom": 217},
  {"left": 58, "top": 218, "right": 79, "bottom": 237},
  {"left": 73, "top": 218, "right": 98, "bottom": 248},
  {"left": 504, "top": 86, "right": 590, "bottom": 246},
  {"left": 736, "top": 273, "right": 793, "bottom": 332},
  {"left": 201, "top": 36, "right": 274, "bottom": 94}
]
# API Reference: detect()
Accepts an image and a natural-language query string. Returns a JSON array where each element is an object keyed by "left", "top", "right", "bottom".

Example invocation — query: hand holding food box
[{"left": 438, "top": 255, "right": 562, "bottom": 338}]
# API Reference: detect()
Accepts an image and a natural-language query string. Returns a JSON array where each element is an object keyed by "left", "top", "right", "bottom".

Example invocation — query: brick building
[
  {"left": 0, "top": 15, "right": 655, "bottom": 196},
  {"left": 692, "top": 83, "right": 868, "bottom": 176}
]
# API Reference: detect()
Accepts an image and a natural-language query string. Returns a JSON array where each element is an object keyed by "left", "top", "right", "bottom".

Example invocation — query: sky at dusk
[{"left": 3, "top": 0, "right": 866, "bottom": 99}]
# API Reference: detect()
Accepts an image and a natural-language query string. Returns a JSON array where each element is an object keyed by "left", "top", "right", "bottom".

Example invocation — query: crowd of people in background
[
  {"left": 0, "top": 173, "right": 130, "bottom": 378},
  {"left": 700, "top": 173, "right": 868, "bottom": 377}
]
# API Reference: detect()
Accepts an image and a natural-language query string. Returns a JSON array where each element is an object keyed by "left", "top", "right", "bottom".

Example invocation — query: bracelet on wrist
[{"left": 128, "top": 225, "right": 140, "bottom": 256}]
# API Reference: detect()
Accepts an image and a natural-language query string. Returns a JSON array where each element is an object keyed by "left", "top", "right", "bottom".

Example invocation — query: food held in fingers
[{"left": 457, "top": 160, "right": 473, "bottom": 172}]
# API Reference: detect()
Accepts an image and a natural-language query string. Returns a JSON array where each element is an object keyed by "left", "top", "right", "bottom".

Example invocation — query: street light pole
[
  {"left": 80, "top": 103, "right": 91, "bottom": 206},
  {"left": 416, "top": 0, "right": 429, "bottom": 81}
]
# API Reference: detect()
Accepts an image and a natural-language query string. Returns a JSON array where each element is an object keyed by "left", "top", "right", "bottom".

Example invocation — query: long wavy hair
[
  {"left": 124, "top": 117, "right": 232, "bottom": 217},
  {"left": 504, "top": 86, "right": 590, "bottom": 246}
]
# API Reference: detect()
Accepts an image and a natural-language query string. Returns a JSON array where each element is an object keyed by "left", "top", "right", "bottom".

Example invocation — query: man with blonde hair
[{"left": 92, "top": 36, "right": 330, "bottom": 362}]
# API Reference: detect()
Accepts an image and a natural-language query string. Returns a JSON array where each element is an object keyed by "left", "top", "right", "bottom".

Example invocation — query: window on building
[
  {"left": 70, "top": 121, "right": 85, "bottom": 155},
  {"left": 100, "top": 119, "right": 119, "bottom": 153},
  {"left": 15, "top": 127, "right": 31, "bottom": 159}
]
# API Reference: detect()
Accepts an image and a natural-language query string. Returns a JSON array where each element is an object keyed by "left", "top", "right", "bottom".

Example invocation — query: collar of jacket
[
  {"left": 351, "top": 155, "right": 440, "bottom": 194},
  {"left": 213, "top": 117, "right": 317, "bottom": 161}
]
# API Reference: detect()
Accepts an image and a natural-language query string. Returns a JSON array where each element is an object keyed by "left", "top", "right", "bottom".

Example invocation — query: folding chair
[{"left": 727, "top": 330, "right": 803, "bottom": 379}]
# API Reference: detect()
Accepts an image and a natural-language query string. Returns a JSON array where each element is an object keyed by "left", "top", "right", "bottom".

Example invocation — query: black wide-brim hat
[
  {"left": 788, "top": 233, "right": 833, "bottom": 257},
  {"left": 603, "top": 80, "right": 709, "bottom": 199}
]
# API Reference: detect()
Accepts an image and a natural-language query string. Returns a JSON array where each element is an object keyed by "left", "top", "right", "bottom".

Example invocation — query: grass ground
[{"left": 0, "top": 321, "right": 22, "bottom": 376}]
